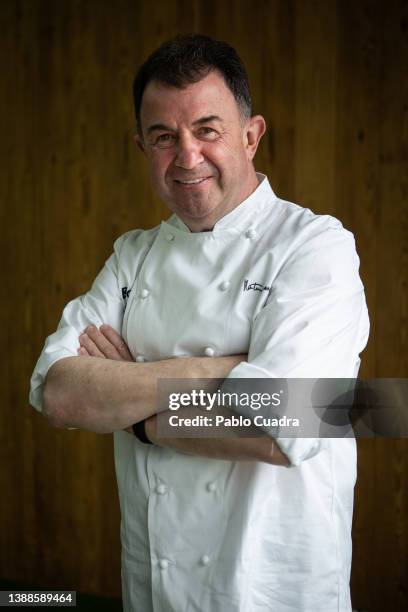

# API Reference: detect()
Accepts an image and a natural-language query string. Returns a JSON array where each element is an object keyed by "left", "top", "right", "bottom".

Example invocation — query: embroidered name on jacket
[
  {"left": 122, "top": 286, "right": 131, "bottom": 301},
  {"left": 243, "top": 279, "right": 270, "bottom": 292}
]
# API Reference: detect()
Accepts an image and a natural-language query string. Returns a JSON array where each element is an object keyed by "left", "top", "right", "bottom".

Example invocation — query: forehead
[{"left": 140, "top": 70, "right": 241, "bottom": 127}]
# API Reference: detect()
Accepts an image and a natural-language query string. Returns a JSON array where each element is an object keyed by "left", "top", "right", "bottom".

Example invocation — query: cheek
[
  {"left": 149, "top": 154, "right": 170, "bottom": 182},
  {"left": 210, "top": 153, "right": 237, "bottom": 187},
  {"left": 205, "top": 147, "right": 229, "bottom": 176},
  {"left": 212, "top": 140, "right": 243, "bottom": 169}
]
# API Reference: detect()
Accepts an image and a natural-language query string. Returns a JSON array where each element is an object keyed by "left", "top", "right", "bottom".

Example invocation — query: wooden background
[{"left": 1, "top": 0, "right": 407, "bottom": 610}]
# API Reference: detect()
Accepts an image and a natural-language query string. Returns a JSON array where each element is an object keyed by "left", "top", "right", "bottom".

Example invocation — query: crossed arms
[
  {"left": 43, "top": 324, "right": 290, "bottom": 467},
  {"left": 36, "top": 220, "right": 368, "bottom": 470}
]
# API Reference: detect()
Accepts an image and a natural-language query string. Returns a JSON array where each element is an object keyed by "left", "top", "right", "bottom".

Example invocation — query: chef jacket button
[
  {"left": 156, "top": 484, "right": 167, "bottom": 495},
  {"left": 204, "top": 347, "right": 215, "bottom": 357},
  {"left": 159, "top": 559, "right": 169, "bottom": 570},
  {"left": 219, "top": 280, "right": 230, "bottom": 291},
  {"left": 206, "top": 482, "right": 216, "bottom": 492},
  {"left": 166, "top": 233, "right": 175, "bottom": 242},
  {"left": 140, "top": 289, "right": 150, "bottom": 299},
  {"left": 200, "top": 555, "right": 210, "bottom": 566},
  {"left": 246, "top": 229, "right": 257, "bottom": 240},
  {"left": 135, "top": 355, "right": 146, "bottom": 363}
]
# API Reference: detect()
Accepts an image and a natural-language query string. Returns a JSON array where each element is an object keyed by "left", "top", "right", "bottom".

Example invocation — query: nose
[{"left": 174, "top": 133, "right": 204, "bottom": 170}]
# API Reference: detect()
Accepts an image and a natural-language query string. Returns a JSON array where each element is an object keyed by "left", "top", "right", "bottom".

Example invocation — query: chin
[
  {"left": 178, "top": 201, "right": 217, "bottom": 219},
  {"left": 168, "top": 196, "right": 211, "bottom": 217}
]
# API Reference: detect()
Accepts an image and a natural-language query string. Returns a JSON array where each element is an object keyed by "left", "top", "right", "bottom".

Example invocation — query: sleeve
[
  {"left": 29, "top": 232, "right": 135, "bottom": 413},
  {"left": 225, "top": 222, "right": 370, "bottom": 466}
]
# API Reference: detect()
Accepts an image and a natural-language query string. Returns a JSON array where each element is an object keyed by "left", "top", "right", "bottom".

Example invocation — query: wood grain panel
[
  {"left": 294, "top": 0, "right": 338, "bottom": 215},
  {"left": 0, "top": 0, "right": 406, "bottom": 607}
]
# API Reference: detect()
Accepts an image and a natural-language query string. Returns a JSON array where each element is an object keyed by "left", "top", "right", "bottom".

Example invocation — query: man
[{"left": 30, "top": 34, "right": 370, "bottom": 611}]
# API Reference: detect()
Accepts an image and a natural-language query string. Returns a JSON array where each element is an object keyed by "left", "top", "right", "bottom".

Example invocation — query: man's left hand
[{"left": 78, "top": 324, "right": 134, "bottom": 362}]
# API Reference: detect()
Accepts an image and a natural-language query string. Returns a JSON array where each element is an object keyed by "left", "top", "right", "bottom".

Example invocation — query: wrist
[
  {"left": 132, "top": 419, "right": 153, "bottom": 445},
  {"left": 144, "top": 415, "right": 157, "bottom": 444}
]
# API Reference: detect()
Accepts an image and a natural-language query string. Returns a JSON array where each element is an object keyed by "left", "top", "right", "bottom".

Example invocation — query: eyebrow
[
  {"left": 146, "top": 115, "right": 224, "bottom": 136},
  {"left": 192, "top": 114, "right": 223, "bottom": 126}
]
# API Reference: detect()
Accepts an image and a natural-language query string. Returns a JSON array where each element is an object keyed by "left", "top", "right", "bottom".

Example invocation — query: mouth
[{"left": 174, "top": 177, "right": 212, "bottom": 188}]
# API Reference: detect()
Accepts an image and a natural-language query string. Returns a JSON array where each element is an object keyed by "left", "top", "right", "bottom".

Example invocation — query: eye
[
  {"left": 156, "top": 133, "right": 173, "bottom": 143},
  {"left": 151, "top": 133, "right": 176, "bottom": 148},
  {"left": 198, "top": 127, "right": 218, "bottom": 139}
]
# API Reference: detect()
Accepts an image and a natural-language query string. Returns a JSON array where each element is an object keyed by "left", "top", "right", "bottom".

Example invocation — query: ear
[
  {"left": 244, "top": 115, "right": 266, "bottom": 161},
  {"left": 133, "top": 133, "right": 145, "bottom": 154}
]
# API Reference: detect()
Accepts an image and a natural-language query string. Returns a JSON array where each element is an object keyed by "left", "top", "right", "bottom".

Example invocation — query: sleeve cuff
[
  {"left": 223, "top": 361, "right": 329, "bottom": 468},
  {"left": 29, "top": 326, "right": 80, "bottom": 412}
]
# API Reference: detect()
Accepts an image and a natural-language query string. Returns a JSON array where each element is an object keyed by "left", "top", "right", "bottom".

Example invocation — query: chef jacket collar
[{"left": 167, "top": 172, "right": 277, "bottom": 235}]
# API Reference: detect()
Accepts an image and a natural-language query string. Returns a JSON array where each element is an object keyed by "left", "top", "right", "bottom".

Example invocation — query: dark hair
[{"left": 133, "top": 34, "right": 252, "bottom": 138}]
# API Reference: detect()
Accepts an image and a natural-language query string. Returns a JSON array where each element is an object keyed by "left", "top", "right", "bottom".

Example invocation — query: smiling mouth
[{"left": 174, "top": 177, "right": 211, "bottom": 185}]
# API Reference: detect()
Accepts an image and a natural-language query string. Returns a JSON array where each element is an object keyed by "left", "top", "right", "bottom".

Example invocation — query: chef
[{"left": 30, "top": 34, "right": 370, "bottom": 611}]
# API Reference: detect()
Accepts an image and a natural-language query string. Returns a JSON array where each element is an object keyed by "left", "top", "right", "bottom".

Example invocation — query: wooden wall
[{"left": 1, "top": 0, "right": 407, "bottom": 609}]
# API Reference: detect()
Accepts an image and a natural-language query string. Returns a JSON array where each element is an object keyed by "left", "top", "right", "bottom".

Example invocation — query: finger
[
  {"left": 77, "top": 346, "right": 90, "bottom": 356},
  {"left": 79, "top": 332, "right": 106, "bottom": 359},
  {"left": 99, "top": 325, "right": 134, "bottom": 361},
  {"left": 84, "top": 325, "right": 124, "bottom": 360}
]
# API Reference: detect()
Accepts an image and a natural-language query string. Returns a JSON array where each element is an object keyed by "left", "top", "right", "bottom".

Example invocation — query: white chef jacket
[{"left": 29, "top": 173, "right": 370, "bottom": 612}]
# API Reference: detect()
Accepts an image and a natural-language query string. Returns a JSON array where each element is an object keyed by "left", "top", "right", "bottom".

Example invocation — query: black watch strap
[{"left": 132, "top": 420, "right": 153, "bottom": 445}]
